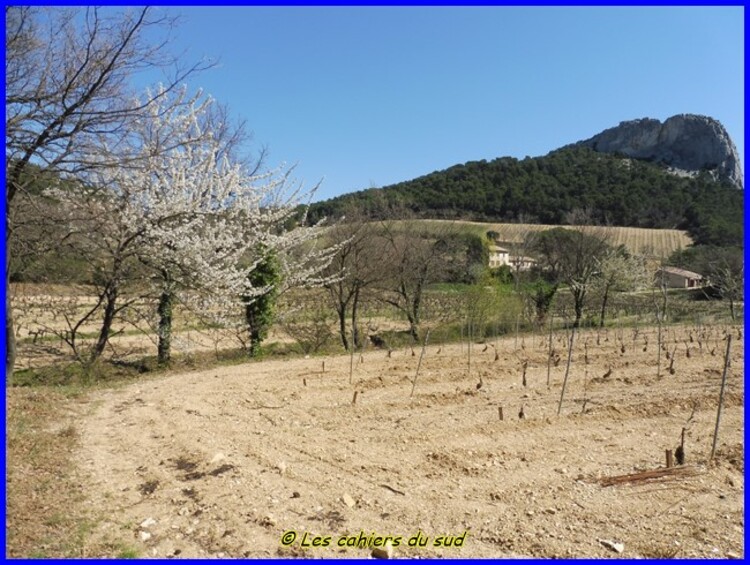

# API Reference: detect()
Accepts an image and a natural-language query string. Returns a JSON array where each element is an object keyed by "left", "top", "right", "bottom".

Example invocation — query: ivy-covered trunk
[
  {"left": 244, "top": 250, "right": 281, "bottom": 358},
  {"left": 533, "top": 281, "right": 557, "bottom": 324},
  {"left": 157, "top": 283, "right": 174, "bottom": 366},
  {"left": 245, "top": 299, "right": 262, "bottom": 358}
]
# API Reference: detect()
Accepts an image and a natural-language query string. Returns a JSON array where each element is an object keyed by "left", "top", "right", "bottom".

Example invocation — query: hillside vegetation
[
  {"left": 390, "top": 219, "right": 692, "bottom": 259},
  {"left": 309, "top": 146, "right": 743, "bottom": 247}
]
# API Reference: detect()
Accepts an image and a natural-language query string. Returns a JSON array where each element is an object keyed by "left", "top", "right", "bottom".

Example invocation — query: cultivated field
[
  {"left": 30, "top": 323, "right": 742, "bottom": 558},
  {"left": 406, "top": 219, "right": 693, "bottom": 259}
]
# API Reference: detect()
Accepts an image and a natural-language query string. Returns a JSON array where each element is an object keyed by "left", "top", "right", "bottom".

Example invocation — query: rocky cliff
[{"left": 576, "top": 114, "right": 743, "bottom": 189}]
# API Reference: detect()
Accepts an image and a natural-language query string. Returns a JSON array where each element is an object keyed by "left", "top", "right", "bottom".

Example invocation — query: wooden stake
[
  {"left": 668, "top": 346, "right": 677, "bottom": 374},
  {"left": 467, "top": 319, "right": 472, "bottom": 377},
  {"left": 322, "top": 360, "right": 325, "bottom": 374},
  {"left": 352, "top": 391, "right": 358, "bottom": 405},
  {"left": 349, "top": 329, "right": 355, "bottom": 384},
  {"left": 710, "top": 335, "right": 732, "bottom": 460},
  {"left": 665, "top": 449, "right": 673, "bottom": 468},
  {"left": 410, "top": 329, "right": 431, "bottom": 398},
  {"left": 656, "top": 315, "right": 663, "bottom": 378},
  {"left": 303, "top": 378, "right": 307, "bottom": 387},
  {"left": 557, "top": 326, "right": 576, "bottom": 416},
  {"left": 546, "top": 315, "right": 553, "bottom": 387},
  {"left": 498, "top": 406, "right": 504, "bottom": 421}
]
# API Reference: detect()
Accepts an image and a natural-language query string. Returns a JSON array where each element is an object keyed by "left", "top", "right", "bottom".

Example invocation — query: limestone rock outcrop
[{"left": 576, "top": 114, "right": 743, "bottom": 189}]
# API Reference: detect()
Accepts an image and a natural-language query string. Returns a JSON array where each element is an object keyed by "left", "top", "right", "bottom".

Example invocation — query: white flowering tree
[
  {"left": 5, "top": 6, "right": 214, "bottom": 374},
  {"left": 51, "top": 87, "right": 338, "bottom": 365},
  {"left": 593, "top": 246, "right": 649, "bottom": 327}
]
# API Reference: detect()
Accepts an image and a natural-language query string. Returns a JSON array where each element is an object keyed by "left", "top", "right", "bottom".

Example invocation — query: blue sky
[{"left": 150, "top": 6, "right": 743, "bottom": 202}]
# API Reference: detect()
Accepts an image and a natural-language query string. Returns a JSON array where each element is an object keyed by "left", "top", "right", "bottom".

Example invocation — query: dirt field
[{"left": 66, "top": 323, "right": 745, "bottom": 558}]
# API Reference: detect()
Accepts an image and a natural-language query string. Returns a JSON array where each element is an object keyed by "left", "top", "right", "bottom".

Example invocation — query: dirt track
[{"left": 77, "top": 325, "right": 744, "bottom": 558}]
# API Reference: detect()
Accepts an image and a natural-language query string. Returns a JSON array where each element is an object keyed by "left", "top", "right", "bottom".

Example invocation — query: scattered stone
[
  {"left": 260, "top": 514, "right": 276, "bottom": 527},
  {"left": 291, "top": 491, "right": 301, "bottom": 499},
  {"left": 277, "top": 461, "right": 287, "bottom": 475},
  {"left": 342, "top": 493, "right": 356, "bottom": 508},
  {"left": 210, "top": 453, "right": 226, "bottom": 464},
  {"left": 139, "top": 531, "right": 152, "bottom": 542},
  {"left": 598, "top": 538, "right": 624, "bottom": 553},
  {"left": 140, "top": 517, "right": 157, "bottom": 528},
  {"left": 371, "top": 541, "right": 394, "bottom": 559}
]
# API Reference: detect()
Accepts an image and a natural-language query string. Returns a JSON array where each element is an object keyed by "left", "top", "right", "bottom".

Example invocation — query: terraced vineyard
[{"left": 403, "top": 219, "right": 693, "bottom": 259}]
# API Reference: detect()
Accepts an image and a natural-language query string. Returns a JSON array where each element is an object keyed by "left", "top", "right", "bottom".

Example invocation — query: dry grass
[
  {"left": 5, "top": 387, "right": 140, "bottom": 558},
  {"left": 6, "top": 388, "right": 90, "bottom": 557}
]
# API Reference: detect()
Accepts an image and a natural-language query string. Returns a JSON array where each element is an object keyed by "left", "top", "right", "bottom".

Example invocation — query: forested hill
[{"left": 307, "top": 146, "right": 743, "bottom": 247}]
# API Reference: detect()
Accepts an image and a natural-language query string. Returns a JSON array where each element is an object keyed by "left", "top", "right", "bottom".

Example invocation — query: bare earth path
[{"left": 78, "top": 326, "right": 744, "bottom": 558}]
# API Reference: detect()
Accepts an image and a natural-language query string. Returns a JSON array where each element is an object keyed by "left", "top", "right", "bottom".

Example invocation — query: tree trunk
[
  {"left": 245, "top": 300, "right": 261, "bottom": 358},
  {"left": 5, "top": 262, "right": 15, "bottom": 379},
  {"left": 406, "top": 310, "right": 419, "bottom": 342},
  {"left": 337, "top": 305, "right": 349, "bottom": 351},
  {"left": 248, "top": 326, "right": 261, "bottom": 357},
  {"left": 407, "top": 284, "right": 422, "bottom": 342},
  {"left": 6, "top": 178, "right": 17, "bottom": 378},
  {"left": 573, "top": 298, "right": 583, "bottom": 329},
  {"left": 90, "top": 285, "right": 118, "bottom": 363},
  {"left": 599, "top": 284, "right": 611, "bottom": 328},
  {"left": 157, "top": 286, "right": 174, "bottom": 365}
]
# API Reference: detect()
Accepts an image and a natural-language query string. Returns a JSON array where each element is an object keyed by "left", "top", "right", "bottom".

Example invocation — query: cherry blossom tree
[
  {"left": 593, "top": 246, "right": 649, "bottom": 327},
  {"left": 50, "top": 87, "right": 338, "bottom": 365},
  {"left": 6, "top": 6, "right": 213, "bottom": 373}
]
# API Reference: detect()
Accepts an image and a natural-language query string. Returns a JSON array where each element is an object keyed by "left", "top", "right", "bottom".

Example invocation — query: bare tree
[
  {"left": 321, "top": 209, "right": 384, "bottom": 350},
  {"left": 711, "top": 259, "right": 744, "bottom": 322},
  {"left": 5, "top": 6, "right": 212, "bottom": 374},
  {"left": 376, "top": 219, "right": 454, "bottom": 342},
  {"left": 532, "top": 219, "right": 610, "bottom": 328}
]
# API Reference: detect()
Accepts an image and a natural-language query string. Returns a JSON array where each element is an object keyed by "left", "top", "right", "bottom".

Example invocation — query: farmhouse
[
  {"left": 655, "top": 266, "right": 704, "bottom": 289},
  {"left": 488, "top": 244, "right": 537, "bottom": 271},
  {"left": 509, "top": 255, "right": 537, "bottom": 271},
  {"left": 488, "top": 245, "right": 510, "bottom": 268}
]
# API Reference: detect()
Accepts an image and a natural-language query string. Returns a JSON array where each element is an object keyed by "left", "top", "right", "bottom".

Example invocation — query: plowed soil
[{"left": 77, "top": 325, "right": 744, "bottom": 558}]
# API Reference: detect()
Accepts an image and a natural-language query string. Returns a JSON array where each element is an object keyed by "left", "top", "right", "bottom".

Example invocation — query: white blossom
[{"left": 51, "top": 85, "right": 341, "bottom": 335}]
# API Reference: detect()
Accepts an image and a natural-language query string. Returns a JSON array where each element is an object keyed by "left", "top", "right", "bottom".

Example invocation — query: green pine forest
[{"left": 308, "top": 146, "right": 743, "bottom": 248}]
